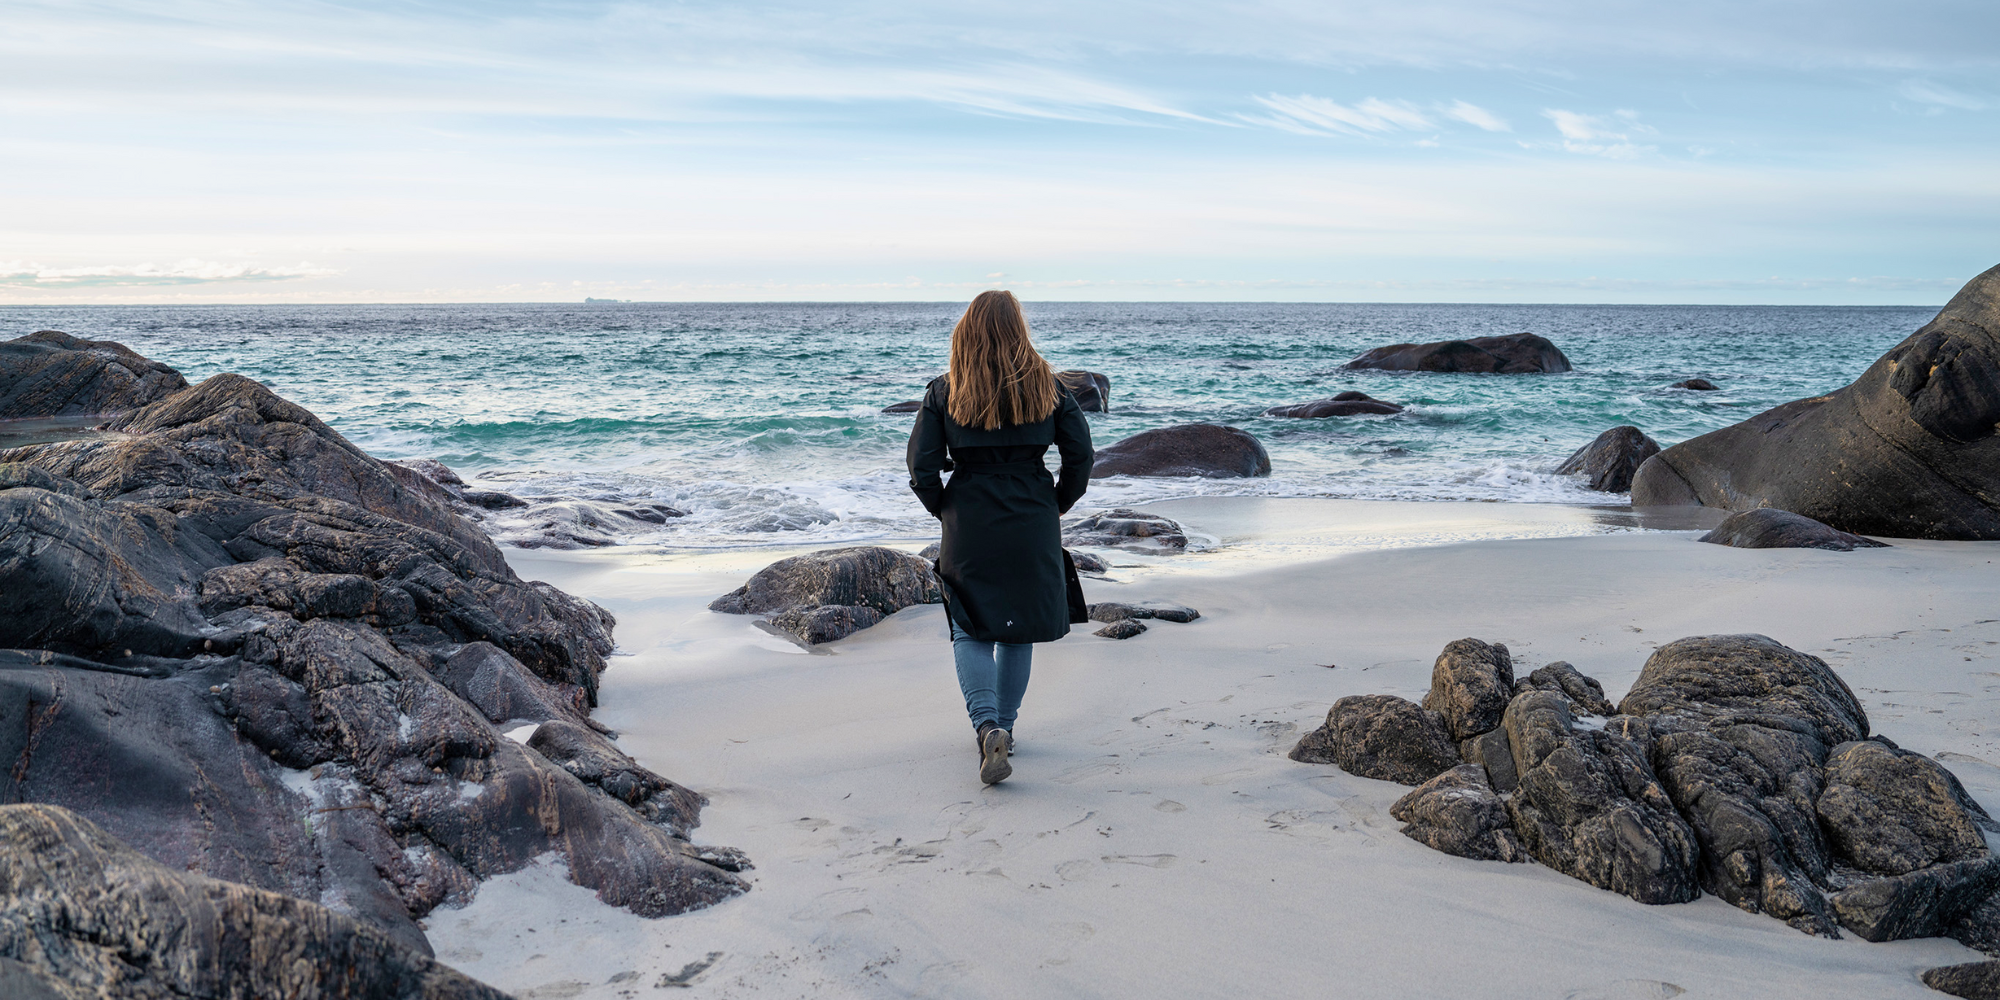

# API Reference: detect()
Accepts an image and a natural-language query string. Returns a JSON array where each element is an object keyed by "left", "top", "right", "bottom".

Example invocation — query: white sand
[{"left": 427, "top": 499, "right": 2000, "bottom": 1000}]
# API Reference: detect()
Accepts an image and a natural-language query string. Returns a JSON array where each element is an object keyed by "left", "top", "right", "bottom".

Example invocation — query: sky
[{"left": 2, "top": 0, "right": 1996, "bottom": 304}]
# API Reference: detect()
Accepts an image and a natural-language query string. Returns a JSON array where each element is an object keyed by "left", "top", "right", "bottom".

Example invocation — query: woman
[{"left": 907, "top": 290, "right": 1094, "bottom": 785}]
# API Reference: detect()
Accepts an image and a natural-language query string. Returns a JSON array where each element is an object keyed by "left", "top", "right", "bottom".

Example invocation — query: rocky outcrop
[
  {"left": 1343, "top": 333, "right": 1572, "bottom": 374},
  {"left": 1288, "top": 695, "right": 1461, "bottom": 785},
  {"left": 1061, "top": 508, "right": 1188, "bottom": 550},
  {"left": 1671, "top": 378, "right": 1720, "bottom": 391},
  {"left": 0, "top": 804, "right": 508, "bottom": 1000},
  {"left": 1089, "top": 424, "right": 1270, "bottom": 479},
  {"left": 1697, "top": 508, "right": 1890, "bottom": 551},
  {"left": 0, "top": 331, "right": 188, "bottom": 419},
  {"left": 1295, "top": 632, "right": 2000, "bottom": 948},
  {"left": 1630, "top": 264, "right": 2000, "bottom": 539},
  {"left": 1055, "top": 370, "right": 1111, "bottom": 413},
  {"left": 1556, "top": 426, "right": 1662, "bottom": 493},
  {"left": 708, "top": 546, "right": 941, "bottom": 643},
  {"left": 0, "top": 338, "right": 747, "bottom": 958},
  {"left": 1390, "top": 764, "right": 1527, "bottom": 862},
  {"left": 1264, "top": 391, "right": 1403, "bottom": 418}
]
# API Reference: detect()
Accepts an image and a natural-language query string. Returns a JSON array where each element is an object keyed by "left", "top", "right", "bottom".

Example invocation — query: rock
[
  {"left": 1630, "top": 264, "right": 2000, "bottom": 539},
  {"left": 1672, "top": 378, "right": 1721, "bottom": 391},
  {"left": 1818, "top": 740, "right": 1992, "bottom": 876},
  {"left": 1556, "top": 426, "right": 1662, "bottom": 493},
  {"left": 1069, "top": 549, "right": 1110, "bottom": 573},
  {"left": 1697, "top": 508, "right": 1890, "bottom": 551},
  {"left": 1421, "top": 638, "right": 1516, "bottom": 742},
  {"left": 430, "top": 641, "right": 590, "bottom": 726},
  {"left": 1264, "top": 391, "right": 1404, "bottom": 418},
  {"left": 0, "top": 804, "right": 509, "bottom": 999},
  {"left": 1390, "top": 764, "right": 1528, "bottom": 862},
  {"left": 1146, "top": 603, "right": 1200, "bottom": 623},
  {"left": 1956, "top": 891, "right": 2000, "bottom": 957},
  {"left": 1055, "top": 370, "right": 1111, "bottom": 413},
  {"left": 1923, "top": 961, "right": 2000, "bottom": 1000},
  {"left": 1089, "top": 424, "right": 1271, "bottom": 479},
  {"left": 1088, "top": 602, "right": 1153, "bottom": 623},
  {"left": 0, "top": 331, "right": 188, "bottom": 419},
  {"left": 1343, "top": 333, "right": 1573, "bottom": 374},
  {"left": 1094, "top": 619, "right": 1147, "bottom": 639},
  {"left": 880, "top": 400, "right": 923, "bottom": 414},
  {"left": 1061, "top": 508, "right": 1189, "bottom": 550},
  {"left": 1618, "top": 634, "right": 1870, "bottom": 746},
  {"left": 526, "top": 720, "right": 708, "bottom": 839},
  {"left": 1289, "top": 694, "right": 1461, "bottom": 786},
  {"left": 919, "top": 541, "right": 940, "bottom": 559},
  {"left": 765, "top": 604, "right": 886, "bottom": 644},
  {"left": 1521, "top": 661, "right": 1618, "bottom": 717},
  {"left": 1830, "top": 857, "right": 2000, "bottom": 942},
  {"left": 1502, "top": 690, "right": 1702, "bottom": 905},
  {"left": 708, "top": 546, "right": 940, "bottom": 620},
  {"left": 1460, "top": 727, "right": 1520, "bottom": 793}
]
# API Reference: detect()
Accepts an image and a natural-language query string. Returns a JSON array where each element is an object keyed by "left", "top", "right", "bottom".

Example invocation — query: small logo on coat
[{"left": 1006, "top": 620, "right": 1013, "bottom": 626}]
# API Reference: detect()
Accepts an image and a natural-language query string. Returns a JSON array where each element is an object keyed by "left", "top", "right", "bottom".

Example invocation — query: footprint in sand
[
  {"left": 1564, "top": 981, "right": 1685, "bottom": 1000},
  {"left": 789, "top": 887, "right": 869, "bottom": 921},
  {"left": 1155, "top": 800, "right": 1186, "bottom": 813},
  {"left": 919, "top": 961, "right": 973, "bottom": 989},
  {"left": 1055, "top": 859, "right": 1097, "bottom": 882},
  {"left": 1102, "top": 854, "right": 1177, "bottom": 868}
]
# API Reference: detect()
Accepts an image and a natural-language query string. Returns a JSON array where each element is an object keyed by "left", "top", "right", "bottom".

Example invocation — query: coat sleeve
[
  {"left": 1052, "top": 390, "right": 1094, "bottom": 515},
  {"left": 906, "top": 385, "right": 952, "bottom": 517}
]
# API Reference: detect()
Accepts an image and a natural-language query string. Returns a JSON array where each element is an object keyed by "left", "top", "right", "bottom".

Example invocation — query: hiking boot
[{"left": 977, "top": 725, "right": 1012, "bottom": 785}]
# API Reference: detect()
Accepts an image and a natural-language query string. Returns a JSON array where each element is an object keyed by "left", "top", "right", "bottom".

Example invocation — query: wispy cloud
[
  {"left": 1539, "top": 109, "right": 1653, "bottom": 158},
  {"left": 1246, "top": 95, "right": 1508, "bottom": 139},
  {"left": 0, "top": 260, "right": 339, "bottom": 287},
  {"left": 1897, "top": 79, "right": 1984, "bottom": 112}
]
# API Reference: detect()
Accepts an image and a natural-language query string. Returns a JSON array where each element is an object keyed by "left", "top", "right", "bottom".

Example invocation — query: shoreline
[{"left": 429, "top": 496, "right": 2000, "bottom": 999}]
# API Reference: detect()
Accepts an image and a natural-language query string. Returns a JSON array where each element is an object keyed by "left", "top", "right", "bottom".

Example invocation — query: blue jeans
[{"left": 951, "top": 619, "right": 1032, "bottom": 732}]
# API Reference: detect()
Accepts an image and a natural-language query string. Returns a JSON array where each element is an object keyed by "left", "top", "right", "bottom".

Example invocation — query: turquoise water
[{"left": 6, "top": 302, "right": 1934, "bottom": 547}]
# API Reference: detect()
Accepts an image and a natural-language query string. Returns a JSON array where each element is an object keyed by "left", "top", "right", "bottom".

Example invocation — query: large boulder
[
  {"left": 1264, "top": 391, "right": 1403, "bottom": 418},
  {"left": 1697, "top": 508, "right": 1890, "bottom": 551},
  {"left": 1818, "top": 740, "right": 1993, "bottom": 876},
  {"left": 0, "top": 804, "right": 507, "bottom": 999},
  {"left": 1288, "top": 694, "right": 1461, "bottom": 785},
  {"left": 1343, "top": 333, "right": 1572, "bottom": 374},
  {"left": 708, "top": 546, "right": 941, "bottom": 643},
  {"left": 1556, "top": 426, "right": 1662, "bottom": 493},
  {"left": 1420, "top": 638, "right": 1515, "bottom": 742},
  {"left": 0, "top": 331, "right": 187, "bottom": 419},
  {"left": 1617, "top": 634, "right": 1869, "bottom": 745},
  {"left": 1061, "top": 508, "right": 1188, "bottom": 551},
  {"left": 1090, "top": 424, "right": 1270, "bottom": 479},
  {"left": 1055, "top": 370, "right": 1111, "bottom": 413},
  {"left": 1630, "top": 264, "right": 2000, "bottom": 539}
]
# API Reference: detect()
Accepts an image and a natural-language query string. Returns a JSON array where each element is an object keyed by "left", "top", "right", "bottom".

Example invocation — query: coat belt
[{"left": 950, "top": 459, "right": 1048, "bottom": 475}]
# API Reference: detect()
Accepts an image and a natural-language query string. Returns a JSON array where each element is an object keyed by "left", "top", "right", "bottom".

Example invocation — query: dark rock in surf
[
  {"left": 1630, "top": 264, "right": 2000, "bottom": 539},
  {"left": 881, "top": 400, "right": 923, "bottom": 414},
  {"left": 1094, "top": 619, "right": 1147, "bottom": 640},
  {"left": 1061, "top": 508, "right": 1189, "bottom": 550},
  {"left": 1556, "top": 426, "right": 1662, "bottom": 493},
  {"left": 1264, "top": 391, "right": 1404, "bottom": 418},
  {"left": 1924, "top": 961, "right": 2000, "bottom": 1000},
  {"left": 1090, "top": 424, "right": 1270, "bottom": 479},
  {"left": 708, "top": 546, "right": 940, "bottom": 619},
  {"left": 1671, "top": 378, "right": 1721, "bottom": 391},
  {"left": 1343, "top": 333, "right": 1573, "bottom": 374},
  {"left": 0, "top": 804, "right": 509, "bottom": 1000},
  {"left": 1421, "top": 638, "right": 1516, "bottom": 742},
  {"left": 1289, "top": 695, "right": 1461, "bottom": 786},
  {"left": 1069, "top": 549, "right": 1110, "bottom": 573},
  {"left": 1697, "top": 508, "right": 1890, "bottom": 551},
  {"left": 1391, "top": 764, "right": 1528, "bottom": 862},
  {"left": 1520, "top": 660, "right": 1618, "bottom": 717},
  {"left": 0, "top": 331, "right": 188, "bottom": 419},
  {"left": 1055, "top": 370, "right": 1112, "bottom": 413}
]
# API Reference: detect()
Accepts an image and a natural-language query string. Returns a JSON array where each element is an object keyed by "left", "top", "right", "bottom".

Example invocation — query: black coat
[{"left": 907, "top": 377, "right": 1094, "bottom": 643}]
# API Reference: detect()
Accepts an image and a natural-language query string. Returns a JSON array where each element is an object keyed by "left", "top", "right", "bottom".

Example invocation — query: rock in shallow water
[
  {"left": 1697, "top": 508, "right": 1890, "bottom": 551},
  {"left": 1671, "top": 378, "right": 1721, "bottom": 391},
  {"left": 1631, "top": 263, "right": 2000, "bottom": 539},
  {"left": 1556, "top": 426, "right": 1662, "bottom": 493},
  {"left": 1089, "top": 423, "right": 1271, "bottom": 479},
  {"left": 0, "top": 803, "right": 508, "bottom": 999},
  {"left": 1263, "top": 391, "right": 1403, "bottom": 418},
  {"left": 1055, "top": 370, "right": 1112, "bottom": 412},
  {"left": 1343, "top": 333, "right": 1573, "bottom": 374}
]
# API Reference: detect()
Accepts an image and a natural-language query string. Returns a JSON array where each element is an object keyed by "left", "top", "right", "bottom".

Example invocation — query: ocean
[{"left": 6, "top": 301, "right": 1934, "bottom": 549}]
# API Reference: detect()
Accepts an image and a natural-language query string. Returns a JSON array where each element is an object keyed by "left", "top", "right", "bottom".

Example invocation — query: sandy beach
[{"left": 425, "top": 498, "right": 2000, "bottom": 999}]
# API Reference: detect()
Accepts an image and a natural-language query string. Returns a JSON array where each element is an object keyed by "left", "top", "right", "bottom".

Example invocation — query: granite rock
[
  {"left": 1697, "top": 508, "right": 1890, "bottom": 551},
  {"left": 1343, "top": 333, "right": 1572, "bottom": 374},
  {"left": 1089, "top": 424, "right": 1271, "bottom": 479},
  {"left": 1289, "top": 694, "right": 1461, "bottom": 786},
  {"left": 1556, "top": 426, "right": 1662, "bottom": 493},
  {"left": 1391, "top": 764, "right": 1528, "bottom": 862}
]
